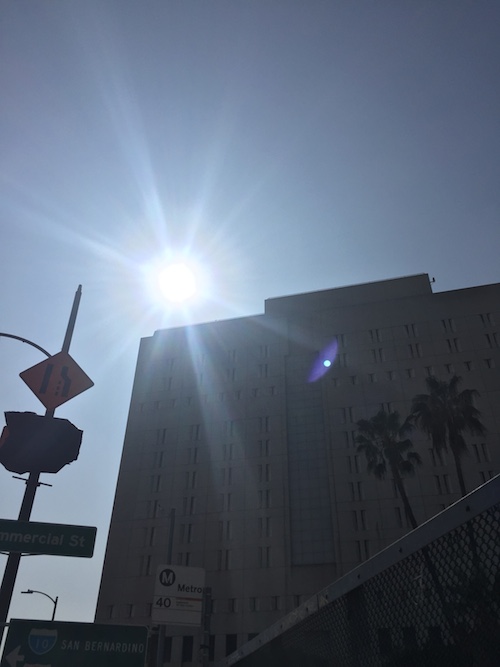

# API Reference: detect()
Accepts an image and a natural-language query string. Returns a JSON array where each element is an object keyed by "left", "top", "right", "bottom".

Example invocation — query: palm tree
[
  {"left": 411, "top": 375, "right": 486, "bottom": 497},
  {"left": 356, "top": 409, "right": 422, "bottom": 529}
]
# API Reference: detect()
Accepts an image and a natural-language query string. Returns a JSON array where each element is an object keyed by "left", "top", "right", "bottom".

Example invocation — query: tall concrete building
[{"left": 95, "top": 274, "right": 500, "bottom": 665}]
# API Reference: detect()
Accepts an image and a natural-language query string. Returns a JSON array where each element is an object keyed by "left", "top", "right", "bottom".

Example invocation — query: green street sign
[
  {"left": 0, "top": 519, "right": 96, "bottom": 557},
  {"left": 1, "top": 619, "right": 148, "bottom": 667}
]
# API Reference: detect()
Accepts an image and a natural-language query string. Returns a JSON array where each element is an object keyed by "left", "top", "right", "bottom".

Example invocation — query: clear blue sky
[{"left": 1, "top": 1, "right": 499, "bottom": 624}]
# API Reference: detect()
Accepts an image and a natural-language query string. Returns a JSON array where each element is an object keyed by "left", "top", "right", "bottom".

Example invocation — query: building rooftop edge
[{"left": 147, "top": 273, "right": 499, "bottom": 338}]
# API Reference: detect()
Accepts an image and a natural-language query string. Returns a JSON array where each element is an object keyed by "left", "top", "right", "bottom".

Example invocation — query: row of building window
[
  {"left": 175, "top": 332, "right": 497, "bottom": 382},
  {"left": 158, "top": 314, "right": 496, "bottom": 371},
  {"left": 140, "top": 385, "right": 278, "bottom": 413},
  {"left": 143, "top": 353, "right": 498, "bottom": 415},
  {"left": 334, "top": 359, "right": 496, "bottom": 390},
  {"left": 110, "top": 593, "right": 309, "bottom": 622},
  {"left": 147, "top": 461, "right": 494, "bottom": 522},
  {"left": 111, "top": 622, "right": 449, "bottom": 662},
  {"left": 154, "top": 315, "right": 497, "bottom": 382}
]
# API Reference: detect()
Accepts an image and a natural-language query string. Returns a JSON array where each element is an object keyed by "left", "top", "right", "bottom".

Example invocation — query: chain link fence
[{"left": 219, "top": 475, "right": 500, "bottom": 667}]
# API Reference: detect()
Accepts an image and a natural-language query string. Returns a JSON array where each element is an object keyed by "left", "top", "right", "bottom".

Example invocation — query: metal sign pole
[
  {"left": 155, "top": 508, "right": 175, "bottom": 667},
  {"left": 0, "top": 286, "right": 83, "bottom": 633},
  {"left": 200, "top": 587, "right": 212, "bottom": 667}
]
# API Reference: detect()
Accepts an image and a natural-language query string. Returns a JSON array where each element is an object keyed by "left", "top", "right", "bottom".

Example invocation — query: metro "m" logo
[{"left": 159, "top": 568, "right": 176, "bottom": 586}]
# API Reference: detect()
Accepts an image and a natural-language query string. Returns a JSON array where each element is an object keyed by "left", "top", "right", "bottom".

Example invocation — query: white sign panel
[{"left": 152, "top": 564, "right": 205, "bottom": 626}]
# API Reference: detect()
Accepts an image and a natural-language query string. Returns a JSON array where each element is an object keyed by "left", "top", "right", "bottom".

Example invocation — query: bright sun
[{"left": 157, "top": 262, "right": 197, "bottom": 303}]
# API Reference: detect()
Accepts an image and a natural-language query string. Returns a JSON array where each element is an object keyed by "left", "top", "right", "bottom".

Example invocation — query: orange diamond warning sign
[{"left": 20, "top": 351, "right": 94, "bottom": 410}]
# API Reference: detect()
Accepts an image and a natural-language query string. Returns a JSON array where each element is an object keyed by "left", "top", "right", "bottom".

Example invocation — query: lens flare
[
  {"left": 308, "top": 339, "right": 338, "bottom": 382},
  {"left": 157, "top": 263, "right": 197, "bottom": 302}
]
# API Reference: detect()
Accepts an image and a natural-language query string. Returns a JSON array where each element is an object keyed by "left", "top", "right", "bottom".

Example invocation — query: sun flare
[{"left": 157, "top": 262, "right": 197, "bottom": 303}]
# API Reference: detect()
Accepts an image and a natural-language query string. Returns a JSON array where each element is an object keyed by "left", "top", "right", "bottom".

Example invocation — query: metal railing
[{"left": 218, "top": 475, "right": 500, "bottom": 667}]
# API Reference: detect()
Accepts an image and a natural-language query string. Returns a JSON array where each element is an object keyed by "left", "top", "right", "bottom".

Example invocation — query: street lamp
[{"left": 21, "top": 589, "right": 58, "bottom": 621}]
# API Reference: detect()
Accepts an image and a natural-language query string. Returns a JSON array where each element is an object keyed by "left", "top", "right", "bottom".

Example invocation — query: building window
[
  {"left": 485, "top": 333, "right": 500, "bottom": 348},
  {"left": 424, "top": 366, "right": 434, "bottom": 377},
  {"left": 156, "top": 429, "right": 167, "bottom": 446},
  {"left": 355, "top": 540, "right": 370, "bottom": 562},
  {"left": 409, "top": 343, "right": 423, "bottom": 358},
  {"left": 347, "top": 455, "right": 360, "bottom": 474},
  {"left": 446, "top": 338, "right": 461, "bottom": 353},
  {"left": 369, "top": 329, "right": 381, "bottom": 343},
  {"left": 349, "top": 481, "right": 363, "bottom": 501},
  {"left": 270, "top": 596, "right": 280, "bottom": 611},
  {"left": 350, "top": 375, "right": 358, "bottom": 385},
  {"left": 386, "top": 370, "right": 395, "bottom": 381},
  {"left": 217, "top": 549, "right": 231, "bottom": 570},
  {"left": 144, "top": 526, "right": 156, "bottom": 547},
  {"left": 259, "top": 439, "right": 270, "bottom": 457},
  {"left": 481, "top": 442, "right": 490, "bottom": 462},
  {"left": 150, "top": 475, "right": 162, "bottom": 493},
  {"left": 444, "top": 363, "right": 454, "bottom": 374},
  {"left": 480, "top": 313, "right": 494, "bottom": 326},
  {"left": 258, "top": 363, "right": 268, "bottom": 378},
  {"left": 225, "top": 635, "right": 237, "bottom": 657},
  {"left": 140, "top": 554, "right": 152, "bottom": 576},
  {"left": 464, "top": 360, "right": 474, "bottom": 371},
  {"left": 223, "top": 443, "right": 234, "bottom": 460},
  {"left": 258, "top": 464, "right": 271, "bottom": 483},
  {"left": 182, "top": 636, "right": 193, "bottom": 663},
  {"left": 190, "top": 424, "right": 200, "bottom": 441},
  {"left": 259, "top": 490, "right": 271, "bottom": 509},
  {"left": 228, "top": 598, "right": 237, "bottom": 613},
  {"left": 148, "top": 500, "right": 161, "bottom": 518},
  {"left": 406, "top": 368, "right": 415, "bottom": 379},
  {"left": 248, "top": 597, "right": 258, "bottom": 612},
  {"left": 434, "top": 474, "right": 452, "bottom": 495},
  {"left": 441, "top": 318, "right": 456, "bottom": 333},
  {"left": 259, "top": 416, "right": 270, "bottom": 432},
  {"left": 371, "top": 348, "right": 384, "bottom": 363},
  {"left": 182, "top": 496, "right": 196, "bottom": 515},
  {"left": 484, "top": 358, "right": 496, "bottom": 369},
  {"left": 405, "top": 323, "right": 418, "bottom": 337},
  {"left": 352, "top": 509, "right": 366, "bottom": 530},
  {"left": 208, "top": 636, "right": 215, "bottom": 662},
  {"left": 259, "top": 516, "right": 272, "bottom": 538},
  {"left": 259, "top": 546, "right": 271, "bottom": 568},
  {"left": 368, "top": 373, "right": 377, "bottom": 383}
]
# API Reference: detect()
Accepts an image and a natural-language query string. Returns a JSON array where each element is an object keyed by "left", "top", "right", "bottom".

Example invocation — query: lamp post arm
[
  {"left": 0, "top": 333, "right": 51, "bottom": 358},
  {"left": 23, "top": 590, "right": 58, "bottom": 621}
]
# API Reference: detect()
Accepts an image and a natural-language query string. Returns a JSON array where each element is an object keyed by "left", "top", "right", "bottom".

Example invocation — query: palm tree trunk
[
  {"left": 392, "top": 468, "right": 418, "bottom": 529},
  {"left": 451, "top": 447, "right": 468, "bottom": 496},
  {"left": 391, "top": 467, "right": 460, "bottom": 642}
]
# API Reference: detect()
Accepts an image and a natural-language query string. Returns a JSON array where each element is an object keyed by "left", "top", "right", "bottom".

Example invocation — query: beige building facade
[{"left": 95, "top": 274, "right": 500, "bottom": 665}]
